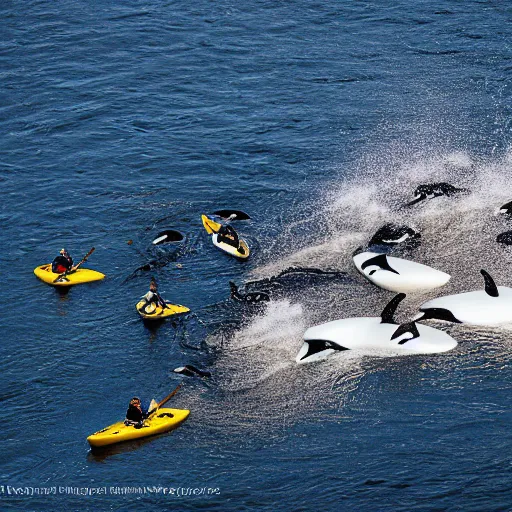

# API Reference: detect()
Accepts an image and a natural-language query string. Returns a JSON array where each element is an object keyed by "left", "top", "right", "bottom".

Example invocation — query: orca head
[
  {"left": 296, "top": 339, "right": 349, "bottom": 364},
  {"left": 174, "top": 365, "right": 211, "bottom": 378},
  {"left": 360, "top": 253, "right": 400, "bottom": 276},
  {"left": 406, "top": 183, "right": 466, "bottom": 206},
  {"left": 368, "top": 223, "right": 420, "bottom": 246},
  {"left": 152, "top": 229, "right": 184, "bottom": 245},
  {"left": 499, "top": 201, "right": 512, "bottom": 215},
  {"left": 414, "top": 308, "right": 462, "bottom": 324},
  {"left": 213, "top": 209, "right": 251, "bottom": 221}
]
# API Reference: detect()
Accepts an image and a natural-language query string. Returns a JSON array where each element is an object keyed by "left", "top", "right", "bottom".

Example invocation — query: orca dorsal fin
[
  {"left": 390, "top": 321, "right": 420, "bottom": 344},
  {"left": 229, "top": 281, "right": 242, "bottom": 300},
  {"left": 361, "top": 253, "right": 400, "bottom": 275},
  {"left": 481, "top": 269, "right": 499, "bottom": 297},
  {"left": 380, "top": 293, "right": 406, "bottom": 324}
]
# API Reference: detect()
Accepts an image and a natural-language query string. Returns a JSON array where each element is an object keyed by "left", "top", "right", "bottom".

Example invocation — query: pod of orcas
[
  {"left": 296, "top": 184, "right": 512, "bottom": 364},
  {"left": 133, "top": 192, "right": 512, "bottom": 281},
  {"left": 126, "top": 194, "right": 512, "bottom": 366}
]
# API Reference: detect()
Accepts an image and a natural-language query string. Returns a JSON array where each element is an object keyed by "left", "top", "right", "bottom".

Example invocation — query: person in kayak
[
  {"left": 138, "top": 278, "right": 168, "bottom": 314},
  {"left": 124, "top": 397, "right": 148, "bottom": 428},
  {"left": 52, "top": 248, "right": 75, "bottom": 273},
  {"left": 217, "top": 224, "right": 241, "bottom": 250}
]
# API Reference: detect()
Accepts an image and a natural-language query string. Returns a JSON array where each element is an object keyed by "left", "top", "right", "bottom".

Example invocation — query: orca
[
  {"left": 296, "top": 294, "right": 457, "bottom": 364},
  {"left": 415, "top": 269, "right": 512, "bottom": 325},
  {"left": 499, "top": 201, "right": 512, "bottom": 215},
  {"left": 213, "top": 209, "right": 251, "bottom": 221},
  {"left": 405, "top": 182, "right": 467, "bottom": 206},
  {"left": 368, "top": 223, "right": 421, "bottom": 248},
  {"left": 497, "top": 231, "right": 512, "bottom": 245},
  {"left": 229, "top": 281, "right": 270, "bottom": 304},
  {"left": 152, "top": 230, "right": 184, "bottom": 245},
  {"left": 353, "top": 251, "right": 450, "bottom": 293},
  {"left": 173, "top": 365, "right": 211, "bottom": 378}
]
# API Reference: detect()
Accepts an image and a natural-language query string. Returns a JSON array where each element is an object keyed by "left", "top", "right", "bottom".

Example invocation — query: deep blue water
[{"left": 2, "top": 0, "right": 512, "bottom": 510}]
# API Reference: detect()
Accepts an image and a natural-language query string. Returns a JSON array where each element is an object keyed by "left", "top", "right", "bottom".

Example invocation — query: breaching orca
[
  {"left": 229, "top": 281, "right": 270, "bottom": 304},
  {"left": 368, "top": 223, "right": 421, "bottom": 248},
  {"left": 416, "top": 269, "right": 512, "bottom": 325},
  {"left": 353, "top": 251, "right": 451, "bottom": 293},
  {"left": 296, "top": 294, "right": 457, "bottom": 364},
  {"left": 497, "top": 231, "right": 512, "bottom": 245},
  {"left": 405, "top": 182, "right": 467, "bottom": 206}
]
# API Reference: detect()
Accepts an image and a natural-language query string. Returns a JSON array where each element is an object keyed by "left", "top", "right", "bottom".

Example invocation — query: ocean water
[{"left": 1, "top": 0, "right": 512, "bottom": 510}]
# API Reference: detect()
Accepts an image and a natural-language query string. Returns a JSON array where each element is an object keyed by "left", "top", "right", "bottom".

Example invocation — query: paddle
[
  {"left": 53, "top": 247, "right": 95, "bottom": 283},
  {"left": 146, "top": 384, "right": 181, "bottom": 418}
]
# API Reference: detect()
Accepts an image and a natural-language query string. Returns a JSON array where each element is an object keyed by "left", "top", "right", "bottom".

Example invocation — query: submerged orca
[
  {"left": 243, "top": 267, "right": 351, "bottom": 298},
  {"left": 416, "top": 269, "right": 512, "bottom": 325},
  {"left": 173, "top": 365, "right": 211, "bottom": 378},
  {"left": 368, "top": 223, "right": 421, "bottom": 248},
  {"left": 152, "top": 230, "right": 184, "bottom": 245},
  {"left": 499, "top": 201, "right": 512, "bottom": 215},
  {"left": 296, "top": 294, "right": 456, "bottom": 364},
  {"left": 497, "top": 231, "right": 512, "bottom": 245},
  {"left": 406, "top": 182, "right": 467, "bottom": 206},
  {"left": 229, "top": 281, "right": 270, "bottom": 304},
  {"left": 213, "top": 209, "right": 251, "bottom": 221}
]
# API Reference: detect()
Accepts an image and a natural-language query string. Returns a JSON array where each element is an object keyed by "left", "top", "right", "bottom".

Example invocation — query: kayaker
[
  {"left": 52, "top": 248, "right": 75, "bottom": 273},
  {"left": 217, "top": 224, "right": 240, "bottom": 249},
  {"left": 138, "top": 278, "right": 168, "bottom": 313},
  {"left": 124, "top": 397, "right": 148, "bottom": 428}
]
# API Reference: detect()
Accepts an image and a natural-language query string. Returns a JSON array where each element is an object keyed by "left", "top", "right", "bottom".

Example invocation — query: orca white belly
[
  {"left": 419, "top": 286, "right": 512, "bottom": 325},
  {"left": 353, "top": 252, "right": 450, "bottom": 293},
  {"left": 298, "top": 316, "right": 456, "bottom": 364}
]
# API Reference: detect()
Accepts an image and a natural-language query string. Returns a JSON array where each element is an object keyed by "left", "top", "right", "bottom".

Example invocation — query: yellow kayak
[
  {"left": 201, "top": 214, "right": 250, "bottom": 260},
  {"left": 34, "top": 264, "right": 105, "bottom": 287},
  {"left": 136, "top": 300, "right": 190, "bottom": 319},
  {"left": 212, "top": 235, "right": 250, "bottom": 259},
  {"left": 87, "top": 408, "right": 190, "bottom": 448}
]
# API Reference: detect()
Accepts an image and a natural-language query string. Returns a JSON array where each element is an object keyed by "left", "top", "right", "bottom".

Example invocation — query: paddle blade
[{"left": 201, "top": 214, "right": 222, "bottom": 234}]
